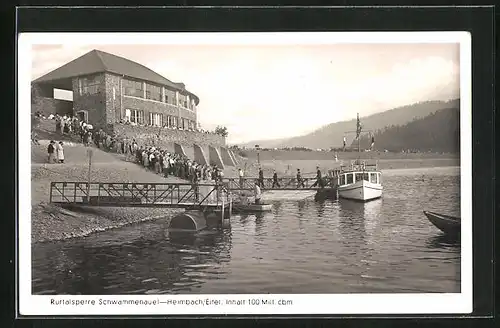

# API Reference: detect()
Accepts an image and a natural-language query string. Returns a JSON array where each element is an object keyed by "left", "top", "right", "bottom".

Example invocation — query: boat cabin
[
  {"left": 337, "top": 161, "right": 381, "bottom": 186},
  {"left": 338, "top": 171, "right": 381, "bottom": 186}
]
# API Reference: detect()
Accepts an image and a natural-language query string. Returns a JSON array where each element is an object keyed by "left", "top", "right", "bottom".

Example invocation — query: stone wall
[
  {"left": 31, "top": 97, "right": 73, "bottom": 116},
  {"left": 113, "top": 123, "right": 226, "bottom": 148},
  {"left": 71, "top": 73, "right": 107, "bottom": 130},
  {"left": 31, "top": 83, "right": 73, "bottom": 116},
  {"left": 104, "top": 73, "right": 122, "bottom": 126}
]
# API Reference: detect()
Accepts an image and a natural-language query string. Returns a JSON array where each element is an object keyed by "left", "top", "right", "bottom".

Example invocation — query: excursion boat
[
  {"left": 335, "top": 113, "right": 383, "bottom": 202},
  {"left": 423, "top": 210, "right": 461, "bottom": 235},
  {"left": 336, "top": 161, "right": 383, "bottom": 201}
]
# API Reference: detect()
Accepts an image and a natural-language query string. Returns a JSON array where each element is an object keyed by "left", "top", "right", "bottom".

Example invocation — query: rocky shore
[{"left": 31, "top": 203, "right": 182, "bottom": 243}]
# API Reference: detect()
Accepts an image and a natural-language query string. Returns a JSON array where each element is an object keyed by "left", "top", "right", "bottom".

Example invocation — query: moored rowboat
[
  {"left": 423, "top": 210, "right": 461, "bottom": 235},
  {"left": 233, "top": 203, "right": 273, "bottom": 212}
]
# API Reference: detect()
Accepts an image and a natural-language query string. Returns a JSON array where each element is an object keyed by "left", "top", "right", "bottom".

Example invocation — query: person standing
[
  {"left": 47, "top": 141, "right": 56, "bottom": 163},
  {"left": 57, "top": 141, "right": 65, "bottom": 163},
  {"left": 296, "top": 169, "right": 305, "bottom": 188},
  {"left": 311, "top": 166, "right": 324, "bottom": 188},
  {"left": 272, "top": 170, "right": 280, "bottom": 188},
  {"left": 238, "top": 168, "right": 244, "bottom": 189},
  {"left": 258, "top": 167, "right": 264, "bottom": 188},
  {"left": 254, "top": 182, "right": 262, "bottom": 205}
]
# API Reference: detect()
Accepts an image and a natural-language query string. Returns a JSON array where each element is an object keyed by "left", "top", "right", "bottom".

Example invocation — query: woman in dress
[{"left": 56, "top": 141, "right": 65, "bottom": 163}]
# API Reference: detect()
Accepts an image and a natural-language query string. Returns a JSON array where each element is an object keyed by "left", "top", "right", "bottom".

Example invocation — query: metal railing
[
  {"left": 221, "top": 176, "right": 338, "bottom": 190},
  {"left": 49, "top": 181, "right": 232, "bottom": 210}
]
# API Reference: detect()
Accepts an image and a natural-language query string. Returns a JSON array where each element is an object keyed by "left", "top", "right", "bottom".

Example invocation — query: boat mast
[{"left": 356, "top": 113, "right": 362, "bottom": 163}]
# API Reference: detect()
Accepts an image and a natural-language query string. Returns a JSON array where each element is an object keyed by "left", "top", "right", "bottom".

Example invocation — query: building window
[
  {"left": 127, "top": 109, "right": 144, "bottom": 124},
  {"left": 145, "top": 84, "right": 161, "bottom": 102},
  {"left": 123, "top": 79, "right": 144, "bottom": 98},
  {"left": 165, "top": 95, "right": 168, "bottom": 103},
  {"left": 80, "top": 77, "right": 101, "bottom": 95},
  {"left": 149, "top": 112, "right": 163, "bottom": 126},
  {"left": 172, "top": 116, "right": 178, "bottom": 128},
  {"left": 125, "top": 109, "right": 131, "bottom": 122}
]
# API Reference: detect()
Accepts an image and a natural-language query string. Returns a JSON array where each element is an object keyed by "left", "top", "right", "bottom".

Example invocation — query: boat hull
[
  {"left": 338, "top": 180, "right": 383, "bottom": 201},
  {"left": 423, "top": 211, "right": 461, "bottom": 235},
  {"left": 233, "top": 203, "right": 273, "bottom": 212}
]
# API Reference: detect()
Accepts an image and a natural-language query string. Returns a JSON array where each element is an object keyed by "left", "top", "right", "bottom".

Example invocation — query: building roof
[{"left": 33, "top": 49, "right": 199, "bottom": 104}]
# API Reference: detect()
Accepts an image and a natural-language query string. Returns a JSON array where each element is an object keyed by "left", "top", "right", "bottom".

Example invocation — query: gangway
[{"left": 49, "top": 181, "right": 232, "bottom": 214}]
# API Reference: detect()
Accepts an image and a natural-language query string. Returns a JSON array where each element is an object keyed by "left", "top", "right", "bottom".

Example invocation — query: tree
[{"left": 215, "top": 126, "right": 229, "bottom": 137}]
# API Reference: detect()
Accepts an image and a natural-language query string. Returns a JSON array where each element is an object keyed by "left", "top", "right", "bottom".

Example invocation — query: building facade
[{"left": 32, "top": 49, "right": 200, "bottom": 134}]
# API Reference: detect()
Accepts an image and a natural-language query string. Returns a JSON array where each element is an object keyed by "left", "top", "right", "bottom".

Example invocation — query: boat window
[
  {"left": 346, "top": 173, "right": 353, "bottom": 184},
  {"left": 363, "top": 173, "right": 369, "bottom": 181},
  {"left": 339, "top": 174, "right": 345, "bottom": 185},
  {"left": 355, "top": 173, "right": 363, "bottom": 182},
  {"left": 370, "top": 173, "right": 377, "bottom": 183},
  {"left": 377, "top": 173, "right": 381, "bottom": 184}
]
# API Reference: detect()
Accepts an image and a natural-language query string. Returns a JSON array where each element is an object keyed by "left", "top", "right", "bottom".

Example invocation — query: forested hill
[
  {"left": 241, "top": 99, "right": 459, "bottom": 149},
  {"left": 353, "top": 106, "right": 460, "bottom": 153}
]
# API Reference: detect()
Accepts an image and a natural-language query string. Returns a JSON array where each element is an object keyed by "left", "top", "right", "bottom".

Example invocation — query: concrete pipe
[{"left": 169, "top": 211, "right": 207, "bottom": 231}]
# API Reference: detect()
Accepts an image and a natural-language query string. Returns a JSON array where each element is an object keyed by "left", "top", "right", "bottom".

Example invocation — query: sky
[{"left": 31, "top": 42, "right": 460, "bottom": 144}]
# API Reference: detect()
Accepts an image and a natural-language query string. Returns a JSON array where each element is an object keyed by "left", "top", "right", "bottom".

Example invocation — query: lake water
[{"left": 32, "top": 166, "right": 461, "bottom": 294}]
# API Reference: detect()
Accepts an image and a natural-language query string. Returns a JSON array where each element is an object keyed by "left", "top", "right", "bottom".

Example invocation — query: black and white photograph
[{"left": 18, "top": 32, "right": 472, "bottom": 315}]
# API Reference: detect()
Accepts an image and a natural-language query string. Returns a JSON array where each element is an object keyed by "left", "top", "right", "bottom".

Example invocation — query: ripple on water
[{"left": 31, "top": 166, "right": 461, "bottom": 294}]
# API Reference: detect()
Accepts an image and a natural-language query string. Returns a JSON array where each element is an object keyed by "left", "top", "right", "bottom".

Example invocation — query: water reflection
[
  {"left": 427, "top": 233, "right": 461, "bottom": 250},
  {"left": 33, "top": 167, "right": 461, "bottom": 294},
  {"left": 33, "top": 225, "right": 232, "bottom": 295}
]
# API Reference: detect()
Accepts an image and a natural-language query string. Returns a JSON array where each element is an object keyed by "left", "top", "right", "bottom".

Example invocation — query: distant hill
[
  {"left": 241, "top": 99, "right": 459, "bottom": 149},
  {"left": 353, "top": 106, "right": 460, "bottom": 153}
]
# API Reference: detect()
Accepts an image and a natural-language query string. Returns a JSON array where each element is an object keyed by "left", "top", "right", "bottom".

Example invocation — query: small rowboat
[
  {"left": 233, "top": 203, "right": 273, "bottom": 213},
  {"left": 423, "top": 211, "right": 461, "bottom": 235}
]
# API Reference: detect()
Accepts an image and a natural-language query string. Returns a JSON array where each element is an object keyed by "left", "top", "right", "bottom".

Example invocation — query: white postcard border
[{"left": 18, "top": 31, "right": 472, "bottom": 316}]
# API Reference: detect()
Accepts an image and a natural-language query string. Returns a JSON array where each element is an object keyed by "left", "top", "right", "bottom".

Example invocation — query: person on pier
[
  {"left": 238, "top": 168, "right": 244, "bottom": 189},
  {"left": 272, "top": 170, "right": 281, "bottom": 188},
  {"left": 258, "top": 167, "right": 264, "bottom": 188},
  {"left": 254, "top": 182, "right": 262, "bottom": 205},
  {"left": 311, "top": 166, "right": 324, "bottom": 188},
  {"left": 296, "top": 169, "right": 305, "bottom": 188}
]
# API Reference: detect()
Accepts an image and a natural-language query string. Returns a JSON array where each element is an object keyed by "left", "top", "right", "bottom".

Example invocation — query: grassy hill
[
  {"left": 241, "top": 99, "right": 459, "bottom": 149},
  {"left": 353, "top": 106, "right": 460, "bottom": 153}
]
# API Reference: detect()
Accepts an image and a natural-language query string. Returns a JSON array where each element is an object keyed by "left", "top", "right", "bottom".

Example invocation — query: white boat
[
  {"left": 337, "top": 161, "right": 383, "bottom": 201},
  {"left": 336, "top": 113, "right": 383, "bottom": 202}
]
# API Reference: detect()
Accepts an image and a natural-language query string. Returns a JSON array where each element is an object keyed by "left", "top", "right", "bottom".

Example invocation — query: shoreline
[
  {"left": 30, "top": 143, "right": 459, "bottom": 244},
  {"left": 31, "top": 203, "right": 183, "bottom": 244}
]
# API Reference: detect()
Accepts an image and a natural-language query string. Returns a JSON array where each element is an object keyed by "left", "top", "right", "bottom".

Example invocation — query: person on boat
[
  {"left": 343, "top": 136, "right": 346, "bottom": 151},
  {"left": 254, "top": 182, "right": 262, "bottom": 205},
  {"left": 311, "top": 166, "right": 324, "bottom": 188},
  {"left": 258, "top": 167, "right": 264, "bottom": 188},
  {"left": 296, "top": 169, "right": 305, "bottom": 188},
  {"left": 272, "top": 170, "right": 280, "bottom": 188}
]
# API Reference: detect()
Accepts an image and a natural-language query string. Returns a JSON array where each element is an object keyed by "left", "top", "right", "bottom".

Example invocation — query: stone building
[{"left": 31, "top": 49, "right": 200, "bottom": 134}]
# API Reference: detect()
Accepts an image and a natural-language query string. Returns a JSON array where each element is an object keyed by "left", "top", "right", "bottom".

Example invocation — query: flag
[{"left": 356, "top": 113, "right": 362, "bottom": 139}]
